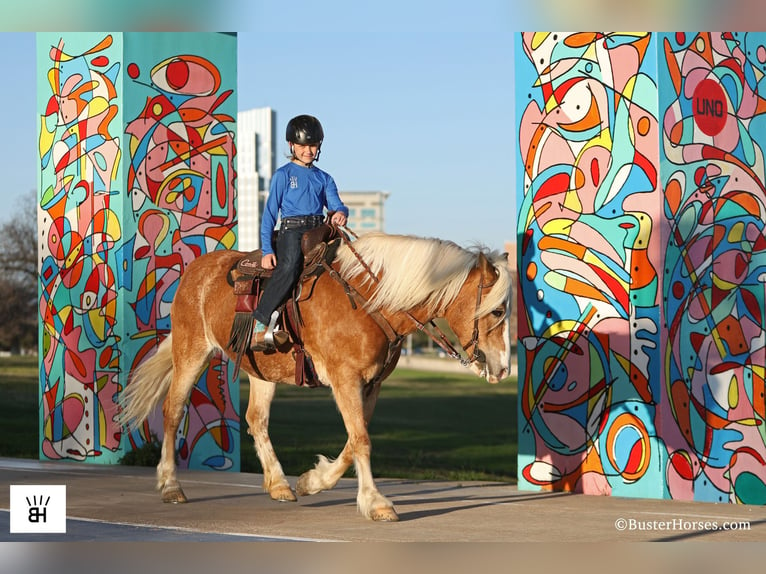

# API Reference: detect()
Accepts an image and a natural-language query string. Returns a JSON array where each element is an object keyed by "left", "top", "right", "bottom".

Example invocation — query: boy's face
[{"left": 292, "top": 143, "right": 320, "bottom": 165}]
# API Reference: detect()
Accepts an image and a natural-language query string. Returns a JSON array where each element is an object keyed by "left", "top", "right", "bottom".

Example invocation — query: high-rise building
[{"left": 237, "top": 107, "right": 276, "bottom": 251}]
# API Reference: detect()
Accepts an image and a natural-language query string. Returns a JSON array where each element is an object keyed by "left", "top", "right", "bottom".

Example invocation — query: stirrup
[
  {"left": 264, "top": 310, "right": 289, "bottom": 347},
  {"left": 252, "top": 311, "right": 289, "bottom": 351}
]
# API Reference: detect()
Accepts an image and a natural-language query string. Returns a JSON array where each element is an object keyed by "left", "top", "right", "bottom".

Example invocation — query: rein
[{"left": 337, "top": 228, "right": 492, "bottom": 368}]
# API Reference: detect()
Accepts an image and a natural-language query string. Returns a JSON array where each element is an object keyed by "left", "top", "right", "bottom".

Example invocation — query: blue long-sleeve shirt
[{"left": 260, "top": 161, "right": 349, "bottom": 255}]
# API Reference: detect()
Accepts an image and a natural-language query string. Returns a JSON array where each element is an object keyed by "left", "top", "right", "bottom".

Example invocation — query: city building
[
  {"left": 340, "top": 190, "right": 390, "bottom": 235},
  {"left": 236, "top": 107, "right": 276, "bottom": 251},
  {"left": 504, "top": 241, "right": 519, "bottom": 349}
]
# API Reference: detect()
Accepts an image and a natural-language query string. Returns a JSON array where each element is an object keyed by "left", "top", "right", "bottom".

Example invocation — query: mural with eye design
[
  {"left": 37, "top": 33, "right": 239, "bottom": 470},
  {"left": 122, "top": 38, "right": 239, "bottom": 472}
]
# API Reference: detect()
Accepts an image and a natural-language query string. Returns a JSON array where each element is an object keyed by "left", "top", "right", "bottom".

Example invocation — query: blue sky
[
  {"left": 239, "top": 6, "right": 517, "bottom": 249},
  {"left": 1, "top": 1, "right": 760, "bottom": 251},
  {"left": 0, "top": 33, "right": 37, "bottom": 220}
]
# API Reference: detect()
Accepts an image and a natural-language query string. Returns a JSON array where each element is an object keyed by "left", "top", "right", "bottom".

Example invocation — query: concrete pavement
[{"left": 2, "top": 457, "right": 766, "bottom": 543}]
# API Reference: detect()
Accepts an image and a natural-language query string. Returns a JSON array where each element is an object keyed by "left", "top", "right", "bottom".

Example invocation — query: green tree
[{"left": 0, "top": 191, "right": 37, "bottom": 353}]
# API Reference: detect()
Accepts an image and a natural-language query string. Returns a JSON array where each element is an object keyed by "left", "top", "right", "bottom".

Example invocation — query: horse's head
[
  {"left": 445, "top": 251, "right": 513, "bottom": 383},
  {"left": 334, "top": 234, "right": 513, "bottom": 382}
]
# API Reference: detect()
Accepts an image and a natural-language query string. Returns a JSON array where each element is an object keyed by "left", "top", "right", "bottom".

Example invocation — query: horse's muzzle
[{"left": 471, "top": 350, "right": 508, "bottom": 383}]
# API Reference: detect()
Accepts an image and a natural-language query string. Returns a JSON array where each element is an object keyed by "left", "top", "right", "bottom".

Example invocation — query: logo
[
  {"left": 692, "top": 78, "right": 728, "bottom": 137},
  {"left": 9, "top": 485, "right": 66, "bottom": 533},
  {"left": 289, "top": 175, "right": 298, "bottom": 189}
]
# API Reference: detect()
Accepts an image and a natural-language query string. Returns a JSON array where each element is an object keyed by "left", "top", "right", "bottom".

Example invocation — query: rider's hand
[
  {"left": 261, "top": 253, "right": 277, "bottom": 270},
  {"left": 331, "top": 212, "right": 347, "bottom": 227}
]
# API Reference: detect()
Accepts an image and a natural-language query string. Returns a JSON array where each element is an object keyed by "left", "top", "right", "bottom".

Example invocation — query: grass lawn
[
  {"left": 0, "top": 355, "right": 39, "bottom": 458},
  {"left": 252, "top": 368, "right": 517, "bottom": 482},
  {"left": 0, "top": 356, "right": 517, "bottom": 483}
]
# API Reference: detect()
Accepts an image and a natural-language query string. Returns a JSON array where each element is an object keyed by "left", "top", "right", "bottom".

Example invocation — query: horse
[{"left": 119, "top": 231, "right": 513, "bottom": 521}]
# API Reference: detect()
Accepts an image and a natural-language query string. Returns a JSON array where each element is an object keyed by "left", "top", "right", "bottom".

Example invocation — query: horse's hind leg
[
  {"left": 157, "top": 341, "right": 211, "bottom": 503},
  {"left": 245, "top": 375, "right": 296, "bottom": 502}
]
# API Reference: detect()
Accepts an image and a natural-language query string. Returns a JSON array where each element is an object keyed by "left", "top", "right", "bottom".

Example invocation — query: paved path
[
  {"left": 398, "top": 354, "right": 519, "bottom": 375},
  {"left": 2, "top": 457, "right": 765, "bottom": 543}
]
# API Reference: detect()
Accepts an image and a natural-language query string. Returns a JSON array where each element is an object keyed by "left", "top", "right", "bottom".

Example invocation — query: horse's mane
[{"left": 335, "top": 232, "right": 511, "bottom": 317}]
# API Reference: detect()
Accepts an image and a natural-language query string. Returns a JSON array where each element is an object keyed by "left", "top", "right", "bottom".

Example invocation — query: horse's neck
[
  {"left": 339, "top": 267, "right": 438, "bottom": 335},
  {"left": 386, "top": 305, "right": 435, "bottom": 337}
]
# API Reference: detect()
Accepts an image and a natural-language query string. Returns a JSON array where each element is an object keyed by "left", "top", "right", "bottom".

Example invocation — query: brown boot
[{"left": 250, "top": 315, "right": 289, "bottom": 351}]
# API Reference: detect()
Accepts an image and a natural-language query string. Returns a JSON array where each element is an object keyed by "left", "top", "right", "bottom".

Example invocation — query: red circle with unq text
[{"left": 692, "top": 78, "right": 727, "bottom": 137}]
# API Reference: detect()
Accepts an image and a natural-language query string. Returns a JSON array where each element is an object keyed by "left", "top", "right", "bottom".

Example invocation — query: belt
[{"left": 280, "top": 215, "right": 324, "bottom": 230}]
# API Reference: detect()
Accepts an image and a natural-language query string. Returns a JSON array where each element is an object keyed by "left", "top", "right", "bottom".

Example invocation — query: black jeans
[{"left": 252, "top": 224, "right": 314, "bottom": 325}]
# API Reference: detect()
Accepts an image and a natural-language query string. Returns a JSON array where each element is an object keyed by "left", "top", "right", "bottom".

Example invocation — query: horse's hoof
[
  {"left": 295, "top": 473, "right": 317, "bottom": 497},
  {"left": 369, "top": 507, "right": 399, "bottom": 522},
  {"left": 269, "top": 485, "right": 298, "bottom": 502},
  {"left": 161, "top": 486, "right": 188, "bottom": 504}
]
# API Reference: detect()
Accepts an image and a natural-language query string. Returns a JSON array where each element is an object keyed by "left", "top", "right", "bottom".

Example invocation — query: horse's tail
[{"left": 118, "top": 335, "right": 174, "bottom": 431}]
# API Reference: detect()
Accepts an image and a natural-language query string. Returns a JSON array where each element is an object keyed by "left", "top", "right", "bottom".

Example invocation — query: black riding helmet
[{"left": 286, "top": 115, "right": 324, "bottom": 161}]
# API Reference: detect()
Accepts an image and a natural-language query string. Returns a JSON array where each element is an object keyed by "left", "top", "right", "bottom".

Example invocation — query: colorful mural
[
  {"left": 121, "top": 34, "right": 239, "bottom": 471},
  {"left": 659, "top": 32, "right": 766, "bottom": 504},
  {"left": 517, "top": 31, "right": 766, "bottom": 505},
  {"left": 38, "top": 33, "right": 125, "bottom": 463},
  {"left": 37, "top": 32, "right": 240, "bottom": 470},
  {"left": 516, "top": 33, "right": 664, "bottom": 498}
]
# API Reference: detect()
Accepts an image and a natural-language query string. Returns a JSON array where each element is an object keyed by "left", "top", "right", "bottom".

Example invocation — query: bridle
[
  {"left": 405, "top": 273, "right": 495, "bottom": 368},
  {"left": 338, "top": 229, "right": 497, "bottom": 369}
]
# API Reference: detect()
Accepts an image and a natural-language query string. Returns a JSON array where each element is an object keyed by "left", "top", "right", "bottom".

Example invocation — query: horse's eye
[{"left": 491, "top": 307, "right": 505, "bottom": 318}]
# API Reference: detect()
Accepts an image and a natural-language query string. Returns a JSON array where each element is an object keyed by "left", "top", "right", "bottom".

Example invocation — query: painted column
[
  {"left": 515, "top": 33, "right": 664, "bottom": 499},
  {"left": 658, "top": 32, "right": 766, "bottom": 504},
  {"left": 516, "top": 31, "right": 766, "bottom": 505},
  {"left": 37, "top": 32, "right": 240, "bottom": 470}
]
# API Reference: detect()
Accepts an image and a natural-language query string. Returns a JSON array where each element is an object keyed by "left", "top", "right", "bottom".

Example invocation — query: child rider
[{"left": 251, "top": 114, "right": 349, "bottom": 350}]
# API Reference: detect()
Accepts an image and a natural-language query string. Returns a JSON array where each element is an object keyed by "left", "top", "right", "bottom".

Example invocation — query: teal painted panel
[
  {"left": 121, "top": 32, "right": 239, "bottom": 472},
  {"left": 37, "top": 32, "right": 126, "bottom": 463},
  {"left": 515, "top": 33, "right": 664, "bottom": 499}
]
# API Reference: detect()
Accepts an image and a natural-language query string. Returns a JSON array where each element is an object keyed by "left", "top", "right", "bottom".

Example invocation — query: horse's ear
[
  {"left": 478, "top": 252, "right": 490, "bottom": 272},
  {"left": 478, "top": 252, "right": 497, "bottom": 283}
]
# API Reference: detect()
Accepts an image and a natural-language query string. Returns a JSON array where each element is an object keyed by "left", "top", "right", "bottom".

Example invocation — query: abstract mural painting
[
  {"left": 37, "top": 32, "right": 240, "bottom": 470},
  {"left": 517, "top": 31, "right": 766, "bottom": 505},
  {"left": 38, "top": 33, "right": 125, "bottom": 463},
  {"left": 516, "top": 33, "right": 664, "bottom": 498},
  {"left": 659, "top": 32, "right": 766, "bottom": 504},
  {"left": 121, "top": 34, "right": 239, "bottom": 471}
]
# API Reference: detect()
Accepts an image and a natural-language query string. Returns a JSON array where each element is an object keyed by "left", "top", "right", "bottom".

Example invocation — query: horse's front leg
[
  {"left": 245, "top": 375, "right": 297, "bottom": 502},
  {"left": 296, "top": 381, "right": 382, "bottom": 498},
  {"left": 321, "top": 379, "right": 397, "bottom": 521}
]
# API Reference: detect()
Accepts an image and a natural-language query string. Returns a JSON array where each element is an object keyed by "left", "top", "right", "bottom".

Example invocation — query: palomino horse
[{"left": 119, "top": 232, "right": 512, "bottom": 521}]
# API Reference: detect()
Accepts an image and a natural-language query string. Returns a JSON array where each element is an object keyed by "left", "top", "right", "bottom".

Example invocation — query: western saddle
[{"left": 225, "top": 221, "right": 342, "bottom": 387}]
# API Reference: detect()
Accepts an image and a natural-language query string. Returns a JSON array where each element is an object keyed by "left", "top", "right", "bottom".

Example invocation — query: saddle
[{"left": 226, "top": 222, "right": 340, "bottom": 386}]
